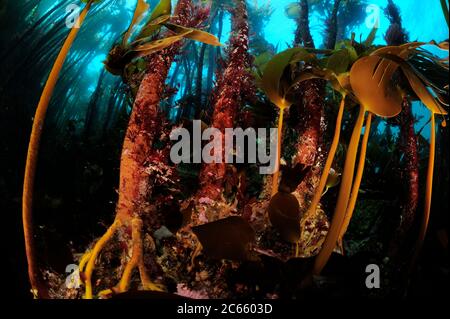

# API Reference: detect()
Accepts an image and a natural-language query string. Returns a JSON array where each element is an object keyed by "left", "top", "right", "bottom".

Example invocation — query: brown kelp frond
[
  {"left": 408, "top": 54, "right": 449, "bottom": 95},
  {"left": 259, "top": 49, "right": 298, "bottom": 196},
  {"left": 268, "top": 192, "right": 301, "bottom": 244},
  {"left": 192, "top": 217, "right": 256, "bottom": 261},
  {"left": 267, "top": 163, "right": 311, "bottom": 248},
  {"left": 122, "top": 0, "right": 150, "bottom": 47},
  {"left": 370, "top": 42, "right": 449, "bottom": 269},
  {"left": 349, "top": 55, "right": 403, "bottom": 117},
  {"left": 260, "top": 48, "right": 303, "bottom": 109},
  {"left": 376, "top": 43, "right": 449, "bottom": 86},
  {"left": 259, "top": 47, "right": 336, "bottom": 199},
  {"left": 133, "top": 30, "right": 194, "bottom": 56},
  {"left": 163, "top": 22, "right": 223, "bottom": 46},
  {"left": 134, "top": 0, "right": 172, "bottom": 40},
  {"left": 104, "top": 0, "right": 222, "bottom": 76},
  {"left": 369, "top": 42, "right": 448, "bottom": 117},
  {"left": 22, "top": 0, "right": 95, "bottom": 299},
  {"left": 404, "top": 49, "right": 449, "bottom": 111}
]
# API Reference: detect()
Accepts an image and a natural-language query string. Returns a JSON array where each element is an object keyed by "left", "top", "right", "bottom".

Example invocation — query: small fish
[
  {"left": 326, "top": 168, "right": 341, "bottom": 189},
  {"left": 322, "top": 168, "right": 341, "bottom": 196}
]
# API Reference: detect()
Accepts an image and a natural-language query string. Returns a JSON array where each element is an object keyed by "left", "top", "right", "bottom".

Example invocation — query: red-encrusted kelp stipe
[
  {"left": 384, "top": 0, "right": 409, "bottom": 46},
  {"left": 292, "top": 0, "right": 325, "bottom": 210},
  {"left": 292, "top": 80, "right": 326, "bottom": 209},
  {"left": 73, "top": 0, "right": 213, "bottom": 299},
  {"left": 389, "top": 98, "right": 419, "bottom": 256},
  {"left": 116, "top": 0, "right": 208, "bottom": 225},
  {"left": 294, "top": 0, "right": 315, "bottom": 48},
  {"left": 193, "top": 0, "right": 254, "bottom": 224},
  {"left": 383, "top": 0, "right": 419, "bottom": 257}
]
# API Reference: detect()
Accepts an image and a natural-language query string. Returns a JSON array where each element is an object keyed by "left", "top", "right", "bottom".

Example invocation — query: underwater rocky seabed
[{"left": 1, "top": 0, "right": 449, "bottom": 299}]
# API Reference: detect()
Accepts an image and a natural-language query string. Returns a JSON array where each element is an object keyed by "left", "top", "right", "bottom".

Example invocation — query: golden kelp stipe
[
  {"left": 420, "top": 113, "right": 436, "bottom": 252},
  {"left": 78, "top": 0, "right": 222, "bottom": 299},
  {"left": 271, "top": 106, "right": 286, "bottom": 196},
  {"left": 338, "top": 113, "right": 373, "bottom": 245},
  {"left": 82, "top": 219, "right": 121, "bottom": 299},
  {"left": 116, "top": 218, "right": 163, "bottom": 293},
  {"left": 81, "top": 218, "right": 164, "bottom": 299},
  {"left": 314, "top": 55, "right": 402, "bottom": 274},
  {"left": 313, "top": 106, "right": 365, "bottom": 275},
  {"left": 299, "top": 95, "right": 346, "bottom": 250},
  {"left": 399, "top": 63, "right": 445, "bottom": 247},
  {"left": 260, "top": 49, "right": 300, "bottom": 197},
  {"left": 22, "top": 0, "right": 94, "bottom": 299}
]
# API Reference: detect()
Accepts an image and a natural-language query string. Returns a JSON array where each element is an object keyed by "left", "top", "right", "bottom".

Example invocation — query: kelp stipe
[
  {"left": 10, "top": 0, "right": 447, "bottom": 299},
  {"left": 298, "top": 93, "right": 345, "bottom": 257},
  {"left": 272, "top": 106, "right": 286, "bottom": 196},
  {"left": 260, "top": 48, "right": 321, "bottom": 196},
  {"left": 22, "top": 0, "right": 94, "bottom": 298},
  {"left": 78, "top": 0, "right": 221, "bottom": 299},
  {"left": 81, "top": 219, "right": 122, "bottom": 299},
  {"left": 409, "top": 84, "right": 445, "bottom": 271},
  {"left": 313, "top": 106, "right": 366, "bottom": 275},
  {"left": 299, "top": 93, "right": 346, "bottom": 250},
  {"left": 313, "top": 53, "right": 404, "bottom": 274},
  {"left": 260, "top": 49, "right": 299, "bottom": 196},
  {"left": 338, "top": 113, "right": 373, "bottom": 244},
  {"left": 372, "top": 42, "right": 449, "bottom": 270}
]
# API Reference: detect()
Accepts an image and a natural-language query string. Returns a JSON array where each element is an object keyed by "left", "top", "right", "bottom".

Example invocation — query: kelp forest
[{"left": 1, "top": 0, "right": 449, "bottom": 300}]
